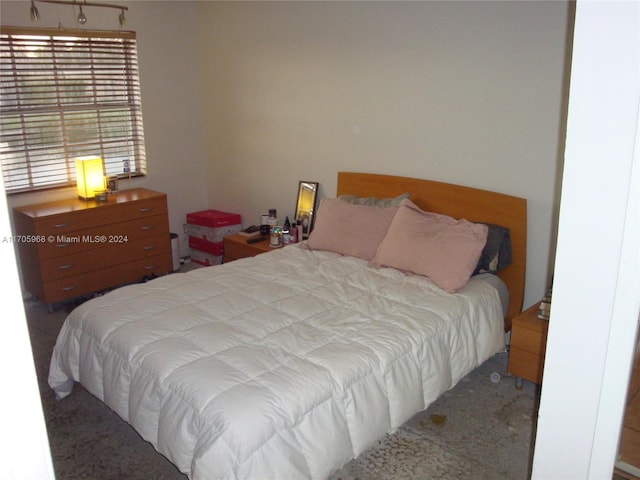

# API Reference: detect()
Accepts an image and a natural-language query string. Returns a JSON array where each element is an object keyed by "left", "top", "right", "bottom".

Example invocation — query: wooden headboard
[{"left": 336, "top": 172, "right": 527, "bottom": 331}]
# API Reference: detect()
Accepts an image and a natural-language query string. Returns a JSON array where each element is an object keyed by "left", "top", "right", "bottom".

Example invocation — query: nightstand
[
  {"left": 508, "top": 302, "right": 549, "bottom": 388},
  {"left": 223, "top": 232, "right": 273, "bottom": 262}
]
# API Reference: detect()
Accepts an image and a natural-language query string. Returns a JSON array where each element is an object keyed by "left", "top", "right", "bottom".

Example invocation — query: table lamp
[{"left": 75, "top": 156, "right": 104, "bottom": 199}]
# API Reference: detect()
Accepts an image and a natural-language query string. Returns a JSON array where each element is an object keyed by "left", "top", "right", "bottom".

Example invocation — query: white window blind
[{"left": 0, "top": 27, "right": 146, "bottom": 194}]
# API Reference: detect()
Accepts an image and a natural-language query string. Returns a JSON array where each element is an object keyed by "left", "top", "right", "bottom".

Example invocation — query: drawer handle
[
  {"left": 143, "top": 244, "right": 156, "bottom": 251},
  {"left": 144, "top": 265, "right": 155, "bottom": 270},
  {"left": 56, "top": 243, "right": 70, "bottom": 249},
  {"left": 139, "top": 207, "right": 153, "bottom": 213},
  {"left": 62, "top": 286, "right": 76, "bottom": 292},
  {"left": 52, "top": 223, "right": 68, "bottom": 228},
  {"left": 58, "top": 264, "right": 74, "bottom": 270},
  {"left": 140, "top": 225, "right": 154, "bottom": 231}
]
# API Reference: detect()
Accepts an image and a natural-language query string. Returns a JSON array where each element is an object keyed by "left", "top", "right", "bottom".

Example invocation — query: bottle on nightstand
[
  {"left": 283, "top": 216, "right": 291, "bottom": 244},
  {"left": 267, "top": 209, "right": 278, "bottom": 229},
  {"left": 296, "top": 219, "right": 303, "bottom": 241}
]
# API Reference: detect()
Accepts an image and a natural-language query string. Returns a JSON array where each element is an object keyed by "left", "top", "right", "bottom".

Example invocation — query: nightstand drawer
[
  {"left": 510, "top": 324, "right": 547, "bottom": 356},
  {"left": 508, "top": 302, "right": 549, "bottom": 387},
  {"left": 223, "top": 233, "right": 272, "bottom": 261},
  {"left": 224, "top": 241, "right": 254, "bottom": 261},
  {"left": 509, "top": 346, "right": 545, "bottom": 385}
]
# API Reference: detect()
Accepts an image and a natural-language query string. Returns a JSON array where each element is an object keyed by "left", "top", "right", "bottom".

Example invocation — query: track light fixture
[
  {"left": 29, "top": 0, "right": 129, "bottom": 26},
  {"left": 77, "top": 4, "right": 86, "bottom": 24},
  {"left": 30, "top": 1, "right": 40, "bottom": 21}
]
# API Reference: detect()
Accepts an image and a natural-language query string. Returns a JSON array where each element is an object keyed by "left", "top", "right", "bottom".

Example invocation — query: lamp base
[{"left": 94, "top": 190, "right": 108, "bottom": 202}]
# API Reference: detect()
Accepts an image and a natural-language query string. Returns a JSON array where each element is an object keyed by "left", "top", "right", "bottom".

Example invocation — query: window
[{"left": 0, "top": 27, "right": 146, "bottom": 194}]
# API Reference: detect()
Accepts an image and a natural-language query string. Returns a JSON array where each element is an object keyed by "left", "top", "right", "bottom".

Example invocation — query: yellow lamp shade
[{"left": 75, "top": 156, "right": 104, "bottom": 199}]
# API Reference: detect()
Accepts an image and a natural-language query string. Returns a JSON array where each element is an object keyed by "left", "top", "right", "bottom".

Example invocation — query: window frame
[{"left": 0, "top": 26, "right": 147, "bottom": 195}]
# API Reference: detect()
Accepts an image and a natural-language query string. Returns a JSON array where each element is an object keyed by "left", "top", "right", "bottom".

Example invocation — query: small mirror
[{"left": 294, "top": 181, "right": 319, "bottom": 239}]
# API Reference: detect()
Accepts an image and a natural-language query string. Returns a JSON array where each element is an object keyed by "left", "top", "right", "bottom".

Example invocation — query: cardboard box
[
  {"left": 189, "top": 236, "right": 224, "bottom": 256},
  {"left": 189, "top": 236, "right": 225, "bottom": 266},
  {"left": 190, "top": 249, "right": 223, "bottom": 266},
  {"left": 187, "top": 209, "right": 242, "bottom": 243}
]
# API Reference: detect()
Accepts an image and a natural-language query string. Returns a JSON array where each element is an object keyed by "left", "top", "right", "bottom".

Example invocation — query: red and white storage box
[
  {"left": 187, "top": 209, "right": 242, "bottom": 243},
  {"left": 187, "top": 209, "right": 241, "bottom": 266},
  {"left": 189, "top": 236, "right": 224, "bottom": 266}
]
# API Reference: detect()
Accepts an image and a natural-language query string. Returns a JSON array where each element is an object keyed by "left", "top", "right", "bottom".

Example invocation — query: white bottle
[{"left": 267, "top": 209, "right": 278, "bottom": 229}]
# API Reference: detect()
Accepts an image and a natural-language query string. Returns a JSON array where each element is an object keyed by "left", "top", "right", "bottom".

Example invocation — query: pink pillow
[
  {"left": 373, "top": 200, "right": 488, "bottom": 293},
  {"left": 306, "top": 197, "right": 398, "bottom": 260}
]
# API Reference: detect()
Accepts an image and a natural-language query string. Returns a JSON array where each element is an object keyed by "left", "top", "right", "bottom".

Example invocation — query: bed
[{"left": 49, "top": 172, "right": 527, "bottom": 480}]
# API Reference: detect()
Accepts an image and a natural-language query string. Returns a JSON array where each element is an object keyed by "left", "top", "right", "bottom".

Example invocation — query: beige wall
[
  {"left": 1, "top": 1, "right": 572, "bottom": 307},
  {"left": 200, "top": 1, "right": 572, "bottom": 307}
]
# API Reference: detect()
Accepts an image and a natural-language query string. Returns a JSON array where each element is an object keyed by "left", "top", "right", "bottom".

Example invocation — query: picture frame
[
  {"left": 106, "top": 176, "right": 119, "bottom": 193},
  {"left": 294, "top": 181, "right": 319, "bottom": 239}
]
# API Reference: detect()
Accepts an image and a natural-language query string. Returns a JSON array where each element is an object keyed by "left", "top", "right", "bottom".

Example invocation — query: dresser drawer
[
  {"left": 42, "top": 253, "right": 172, "bottom": 304},
  {"left": 30, "top": 196, "right": 167, "bottom": 236},
  {"left": 41, "top": 234, "right": 171, "bottom": 281},
  {"left": 37, "top": 214, "right": 169, "bottom": 259}
]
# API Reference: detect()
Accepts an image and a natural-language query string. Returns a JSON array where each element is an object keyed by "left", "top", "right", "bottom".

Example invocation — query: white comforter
[{"left": 49, "top": 244, "right": 506, "bottom": 480}]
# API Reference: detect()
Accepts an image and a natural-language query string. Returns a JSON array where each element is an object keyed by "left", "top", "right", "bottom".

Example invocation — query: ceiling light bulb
[
  {"left": 77, "top": 5, "right": 87, "bottom": 24},
  {"left": 30, "top": 1, "right": 40, "bottom": 21}
]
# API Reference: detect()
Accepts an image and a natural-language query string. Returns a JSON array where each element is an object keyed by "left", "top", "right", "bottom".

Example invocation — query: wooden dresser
[{"left": 13, "top": 188, "right": 172, "bottom": 309}]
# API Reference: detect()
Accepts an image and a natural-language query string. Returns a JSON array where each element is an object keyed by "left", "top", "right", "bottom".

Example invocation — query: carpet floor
[{"left": 26, "top": 297, "right": 540, "bottom": 480}]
